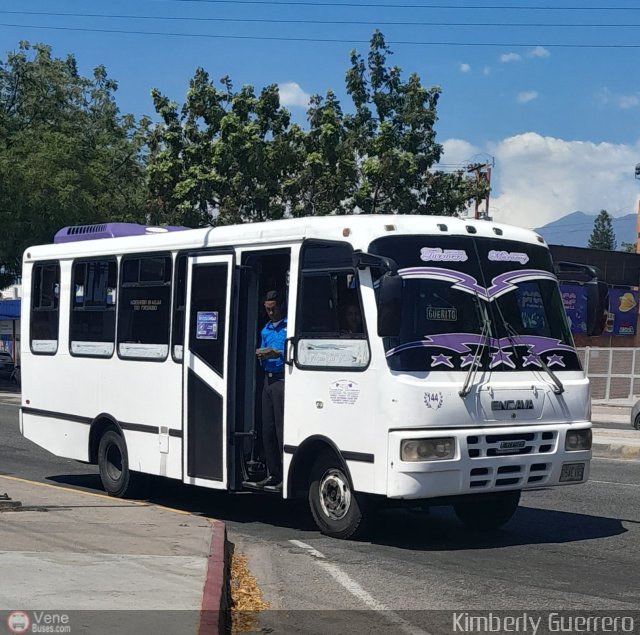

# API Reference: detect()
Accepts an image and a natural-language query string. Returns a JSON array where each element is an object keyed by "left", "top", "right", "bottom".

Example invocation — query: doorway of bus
[{"left": 233, "top": 249, "right": 291, "bottom": 491}]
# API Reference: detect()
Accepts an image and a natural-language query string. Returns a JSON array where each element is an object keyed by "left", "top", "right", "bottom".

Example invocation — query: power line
[
  {"left": 2, "top": 22, "right": 640, "bottom": 47},
  {"left": 4, "top": 9, "right": 640, "bottom": 28},
  {"left": 148, "top": 0, "right": 640, "bottom": 9}
]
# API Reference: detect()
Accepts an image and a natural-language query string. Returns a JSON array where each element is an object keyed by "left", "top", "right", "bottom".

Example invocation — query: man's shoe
[{"left": 257, "top": 475, "right": 279, "bottom": 487}]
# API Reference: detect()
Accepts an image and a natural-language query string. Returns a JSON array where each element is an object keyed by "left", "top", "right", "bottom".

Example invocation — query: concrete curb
[
  {"left": 199, "top": 521, "right": 231, "bottom": 635},
  {"left": 592, "top": 442, "right": 640, "bottom": 460}
]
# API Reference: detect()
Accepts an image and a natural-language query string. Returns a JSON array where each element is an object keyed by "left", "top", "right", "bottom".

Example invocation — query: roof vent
[{"left": 54, "top": 223, "right": 189, "bottom": 244}]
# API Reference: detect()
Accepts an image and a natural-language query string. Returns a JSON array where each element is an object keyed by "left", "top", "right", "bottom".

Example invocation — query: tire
[
  {"left": 308, "top": 451, "right": 369, "bottom": 540},
  {"left": 454, "top": 490, "right": 521, "bottom": 531},
  {"left": 634, "top": 414, "right": 640, "bottom": 431},
  {"left": 98, "top": 428, "right": 135, "bottom": 498}
]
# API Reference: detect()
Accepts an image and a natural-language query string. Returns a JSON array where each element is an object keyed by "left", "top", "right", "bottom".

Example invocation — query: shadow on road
[{"left": 45, "top": 471, "right": 626, "bottom": 548}]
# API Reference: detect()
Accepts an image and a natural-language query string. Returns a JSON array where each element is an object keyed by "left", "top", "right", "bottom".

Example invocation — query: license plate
[{"left": 560, "top": 462, "right": 585, "bottom": 482}]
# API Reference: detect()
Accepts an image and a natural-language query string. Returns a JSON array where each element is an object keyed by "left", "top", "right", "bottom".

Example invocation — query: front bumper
[{"left": 387, "top": 423, "right": 591, "bottom": 499}]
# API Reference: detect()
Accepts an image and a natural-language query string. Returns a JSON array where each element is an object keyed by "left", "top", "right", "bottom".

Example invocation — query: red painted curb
[{"left": 199, "top": 520, "right": 229, "bottom": 635}]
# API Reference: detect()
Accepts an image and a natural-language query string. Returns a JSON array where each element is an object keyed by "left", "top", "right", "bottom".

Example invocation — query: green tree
[
  {"left": 341, "top": 31, "right": 483, "bottom": 216},
  {"left": 290, "top": 90, "right": 356, "bottom": 217},
  {"left": 587, "top": 209, "right": 617, "bottom": 250},
  {"left": 0, "top": 42, "right": 148, "bottom": 287},
  {"left": 147, "top": 31, "right": 485, "bottom": 225},
  {"left": 621, "top": 242, "right": 637, "bottom": 253},
  {"left": 146, "top": 69, "right": 302, "bottom": 226}
]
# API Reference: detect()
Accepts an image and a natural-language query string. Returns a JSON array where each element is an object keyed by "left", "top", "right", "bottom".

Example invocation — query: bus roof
[{"left": 24, "top": 215, "right": 546, "bottom": 262}]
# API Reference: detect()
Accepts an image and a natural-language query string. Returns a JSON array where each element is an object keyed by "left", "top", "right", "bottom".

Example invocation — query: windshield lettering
[
  {"left": 420, "top": 247, "right": 468, "bottom": 262},
  {"left": 488, "top": 250, "right": 530, "bottom": 265}
]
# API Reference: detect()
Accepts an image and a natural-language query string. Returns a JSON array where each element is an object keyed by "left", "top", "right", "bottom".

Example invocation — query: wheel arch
[
  {"left": 286, "top": 435, "right": 353, "bottom": 499},
  {"left": 88, "top": 413, "right": 124, "bottom": 464}
]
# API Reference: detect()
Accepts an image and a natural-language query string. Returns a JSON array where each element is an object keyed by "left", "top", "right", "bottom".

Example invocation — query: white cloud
[
  {"left": 440, "top": 139, "right": 481, "bottom": 166},
  {"left": 481, "top": 133, "right": 640, "bottom": 228},
  {"left": 278, "top": 82, "right": 311, "bottom": 108},
  {"left": 597, "top": 87, "right": 640, "bottom": 110},
  {"left": 527, "top": 46, "right": 550, "bottom": 59},
  {"left": 459, "top": 63, "right": 471, "bottom": 73},
  {"left": 500, "top": 52, "right": 522, "bottom": 63},
  {"left": 517, "top": 90, "right": 539, "bottom": 104},
  {"left": 618, "top": 95, "right": 640, "bottom": 110},
  {"left": 483, "top": 66, "right": 491, "bottom": 76}
]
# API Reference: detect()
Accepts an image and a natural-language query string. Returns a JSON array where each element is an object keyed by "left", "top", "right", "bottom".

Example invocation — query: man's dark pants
[{"left": 262, "top": 377, "right": 285, "bottom": 480}]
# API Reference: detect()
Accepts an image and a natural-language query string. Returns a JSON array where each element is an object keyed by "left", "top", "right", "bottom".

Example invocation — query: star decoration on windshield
[
  {"left": 460, "top": 353, "right": 477, "bottom": 368},
  {"left": 547, "top": 354, "right": 565, "bottom": 368},
  {"left": 431, "top": 353, "right": 454, "bottom": 368},
  {"left": 523, "top": 354, "right": 542, "bottom": 368},
  {"left": 489, "top": 349, "right": 516, "bottom": 369}
]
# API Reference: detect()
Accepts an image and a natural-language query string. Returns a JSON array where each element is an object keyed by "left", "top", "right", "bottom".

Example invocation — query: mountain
[{"left": 535, "top": 211, "right": 636, "bottom": 248}]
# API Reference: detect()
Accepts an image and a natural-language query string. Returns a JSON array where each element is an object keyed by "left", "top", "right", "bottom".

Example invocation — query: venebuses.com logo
[
  {"left": 5, "top": 611, "right": 71, "bottom": 634},
  {"left": 6, "top": 611, "right": 30, "bottom": 634}
]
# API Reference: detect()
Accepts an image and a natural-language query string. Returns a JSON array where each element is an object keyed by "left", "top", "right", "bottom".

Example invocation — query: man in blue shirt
[{"left": 256, "top": 290, "right": 287, "bottom": 489}]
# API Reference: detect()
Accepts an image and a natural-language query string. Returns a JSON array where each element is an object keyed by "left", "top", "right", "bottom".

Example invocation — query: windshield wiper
[
  {"left": 501, "top": 320, "right": 565, "bottom": 395},
  {"left": 459, "top": 297, "right": 491, "bottom": 398}
]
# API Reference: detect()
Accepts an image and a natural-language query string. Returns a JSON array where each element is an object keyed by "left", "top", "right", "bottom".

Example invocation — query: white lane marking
[
  {"left": 589, "top": 479, "right": 640, "bottom": 487},
  {"left": 288, "top": 539, "right": 326, "bottom": 559},
  {"left": 289, "top": 540, "right": 431, "bottom": 635}
]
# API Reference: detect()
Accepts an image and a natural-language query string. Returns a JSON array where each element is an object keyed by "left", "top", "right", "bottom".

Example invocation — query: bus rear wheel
[
  {"left": 453, "top": 490, "right": 521, "bottom": 531},
  {"left": 98, "top": 429, "right": 135, "bottom": 498},
  {"left": 308, "top": 451, "right": 368, "bottom": 540}
]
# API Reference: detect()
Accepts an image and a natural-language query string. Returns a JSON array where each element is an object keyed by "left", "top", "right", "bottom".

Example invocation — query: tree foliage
[
  {"left": 0, "top": 42, "right": 148, "bottom": 287},
  {"left": 147, "top": 31, "right": 486, "bottom": 225},
  {"left": 146, "top": 70, "right": 302, "bottom": 226},
  {"left": 587, "top": 209, "right": 617, "bottom": 250}
]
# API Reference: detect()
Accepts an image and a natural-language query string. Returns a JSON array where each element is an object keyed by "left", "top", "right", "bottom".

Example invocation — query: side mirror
[{"left": 377, "top": 273, "right": 403, "bottom": 337}]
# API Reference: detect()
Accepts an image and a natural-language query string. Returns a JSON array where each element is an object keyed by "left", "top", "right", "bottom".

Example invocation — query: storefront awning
[{"left": 0, "top": 299, "right": 20, "bottom": 321}]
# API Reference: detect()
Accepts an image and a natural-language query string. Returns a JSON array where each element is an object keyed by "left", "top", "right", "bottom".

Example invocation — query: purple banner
[
  {"left": 560, "top": 284, "right": 588, "bottom": 335},
  {"left": 605, "top": 288, "right": 639, "bottom": 337}
]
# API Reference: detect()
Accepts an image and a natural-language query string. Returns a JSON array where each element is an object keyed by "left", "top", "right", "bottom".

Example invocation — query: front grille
[
  {"left": 466, "top": 431, "right": 558, "bottom": 458},
  {"left": 468, "top": 462, "right": 552, "bottom": 489}
]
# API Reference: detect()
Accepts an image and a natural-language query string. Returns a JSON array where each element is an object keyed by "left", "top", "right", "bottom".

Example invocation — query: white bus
[{"left": 20, "top": 215, "right": 598, "bottom": 539}]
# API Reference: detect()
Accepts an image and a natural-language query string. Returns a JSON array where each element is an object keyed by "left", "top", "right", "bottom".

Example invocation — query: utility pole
[
  {"left": 468, "top": 161, "right": 493, "bottom": 220},
  {"left": 635, "top": 163, "right": 640, "bottom": 254}
]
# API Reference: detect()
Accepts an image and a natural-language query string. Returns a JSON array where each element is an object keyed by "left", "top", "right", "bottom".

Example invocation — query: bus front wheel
[
  {"left": 98, "top": 429, "right": 134, "bottom": 498},
  {"left": 308, "top": 451, "right": 369, "bottom": 540},
  {"left": 453, "top": 490, "right": 521, "bottom": 531}
]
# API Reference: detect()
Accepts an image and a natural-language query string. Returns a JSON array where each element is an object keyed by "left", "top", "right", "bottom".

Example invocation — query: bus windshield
[{"left": 369, "top": 234, "right": 579, "bottom": 372}]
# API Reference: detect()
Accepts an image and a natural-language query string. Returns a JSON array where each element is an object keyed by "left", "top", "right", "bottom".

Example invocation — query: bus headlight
[
  {"left": 565, "top": 429, "right": 592, "bottom": 451},
  {"left": 401, "top": 438, "right": 455, "bottom": 462}
]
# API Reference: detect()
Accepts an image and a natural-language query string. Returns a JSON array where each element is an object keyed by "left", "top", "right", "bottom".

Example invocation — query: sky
[{"left": 1, "top": 0, "right": 640, "bottom": 236}]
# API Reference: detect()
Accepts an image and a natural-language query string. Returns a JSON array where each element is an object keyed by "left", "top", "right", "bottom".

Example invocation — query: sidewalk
[{"left": 0, "top": 476, "right": 228, "bottom": 635}]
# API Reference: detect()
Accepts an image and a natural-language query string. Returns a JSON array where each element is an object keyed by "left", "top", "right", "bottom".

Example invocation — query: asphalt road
[{"left": 1, "top": 398, "right": 639, "bottom": 634}]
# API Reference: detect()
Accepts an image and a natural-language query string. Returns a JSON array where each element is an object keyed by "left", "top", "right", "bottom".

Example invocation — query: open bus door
[{"left": 182, "top": 253, "right": 235, "bottom": 489}]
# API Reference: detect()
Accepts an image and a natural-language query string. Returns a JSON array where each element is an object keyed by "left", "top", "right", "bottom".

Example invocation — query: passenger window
[
  {"left": 117, "top": 253, "right": 172, "bottom": 360},
  {"left": 171, "top": 254, "right": 187, "bottom": 362},
  {"left": 30, "top": 262, "right": 60, "bottom": 354},
  {"left": 70, "top": 259, "right": 117, "bottom": 357},
  {"left": 297, "top": 270, "right": 369, "bottom": 370}
]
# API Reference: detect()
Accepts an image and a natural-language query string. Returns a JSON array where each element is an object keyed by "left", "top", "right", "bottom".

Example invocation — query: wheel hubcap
[
  {"left": 319, "top": 469, "right": 351, "bottom": 521},
  {"left": 106, "top": 443, "right": 123, "bottom": 481}
]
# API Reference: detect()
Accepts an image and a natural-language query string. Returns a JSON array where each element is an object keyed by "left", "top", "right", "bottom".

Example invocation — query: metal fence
[{"left": 578, "top": 347, "right": 640, "bottom": 402}]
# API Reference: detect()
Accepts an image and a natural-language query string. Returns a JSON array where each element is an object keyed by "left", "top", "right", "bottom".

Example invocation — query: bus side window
[
  {"left": 171, "top": 254, "right": 187, "bottom": 362},
  {"left": 69, "top": 258, "right": 117, "bottom": 357},
  {"left": 117, "top": 253, "right": 172, "bottom": 361},
  {"left": 296, "top": 270, "right": 369, "bottom": 370},
  {"left": 30, "top": 262, "right": 60, "bottom": 355}
]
